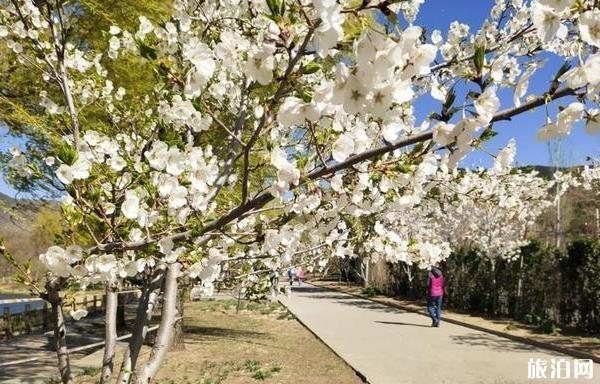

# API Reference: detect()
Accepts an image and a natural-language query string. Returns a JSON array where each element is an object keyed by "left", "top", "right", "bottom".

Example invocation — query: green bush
[
  {"left": 362, "top": 287, "right": 381, "bottom": 297},
  {"left": 537, "top": 320, "right": 561, "bottom": 335},
  {"left": 383, "top": 237, "right": 600, "bottom": 333}
]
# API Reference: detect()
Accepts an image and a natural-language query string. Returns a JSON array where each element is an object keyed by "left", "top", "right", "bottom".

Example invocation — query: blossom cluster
[{"left": 2, "top": 0, "right": 600, "bottom": 296}]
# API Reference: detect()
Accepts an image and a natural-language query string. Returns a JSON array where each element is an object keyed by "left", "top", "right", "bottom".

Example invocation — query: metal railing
[{"left": 1, "top": 290, "right": 139, "bottom": 339}]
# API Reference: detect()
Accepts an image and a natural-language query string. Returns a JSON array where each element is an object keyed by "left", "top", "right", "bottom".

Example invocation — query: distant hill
[
  {"left": 517, "top": 165, "right": 584, "bottom": 179},
  {"left": 0, "top": 192, "right": 59, "bottom": 275},
  {"left": 0, "top": 191, "right": 17, "bottom": 206},
  {"left": 0, "top": 192, "right": 41, "bottom": 225}
]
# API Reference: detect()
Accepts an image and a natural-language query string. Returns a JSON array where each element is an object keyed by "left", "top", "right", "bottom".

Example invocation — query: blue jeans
[{"left": 427, "top": 296, "right": 443, "bottom": 324}]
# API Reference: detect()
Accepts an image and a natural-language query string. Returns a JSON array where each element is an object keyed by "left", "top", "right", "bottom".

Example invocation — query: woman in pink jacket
[
  {"left": 297, "top": 267, "right": 305, "bottom": 286},
  {"left": 426, "top": 262, "right": 444, "bottom": 327}
]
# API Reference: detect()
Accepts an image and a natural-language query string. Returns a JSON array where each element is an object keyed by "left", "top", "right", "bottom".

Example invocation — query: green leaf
[
  {"left": 479, "top": 127, "right": 498, "bottom": 142},
  {"left": 394, "top": 164, "right": 413, "bottom": 174},
  {"left": 441, "top": 87, "right": 457, "bottom": 120},
  {"left": 549, "top": 61, "right": 571, "bottom": 94},
  {"left": 412, "top": 142, "right": 425, "bottom": 155},
  {"left": 135, "top": 38, "right": 157, "bottom": 60},
  {"left": 266, "top": 0, "right": 282, "bottom": 16},
  {"left": 429, "top": 112, "right": 443, "bottom": 121},
  {"left": 466, "top": 91, "right": 481, "bottom": 100},
  {"left": 56, "top": 142, "right": 77, "bottom": 166},
  {"left": 444, "top": 107, "right": 459, "bottom": 118},
  {"left": 296, "top": 155, "right": 308, "bottom": 169},
  {"left": 553, "top": 61, "right": 571, "bottom": 83},
  {"left": 14, "top": 274, "right": 26, "bottom": 284},
  {"left": 473, "top": 44, "right": 485, "bottom": 76},
  {"left": 443, "top": 87, "right": 456, "bottom": 110},
  {"left": 298, "top": 89, "right": 313, "bottom": 103},
  {"left": 2, "top": 243, "right": 16, "bottom": 266},
  {"left": 302, "top": 62, "right": 321, "bottom": 75}
]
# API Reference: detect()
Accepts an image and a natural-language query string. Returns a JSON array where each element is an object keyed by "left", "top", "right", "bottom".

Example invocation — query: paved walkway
[{"left": 279, "top": 284, "right": 599, "bottom": 384}]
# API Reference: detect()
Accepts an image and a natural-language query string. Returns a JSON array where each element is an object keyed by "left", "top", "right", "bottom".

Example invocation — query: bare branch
[{"left": 203, "top": 104, "right": 246, "bottom": 147}]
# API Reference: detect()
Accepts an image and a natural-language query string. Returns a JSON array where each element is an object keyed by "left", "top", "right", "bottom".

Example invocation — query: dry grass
[
  {"left": 0, "top": 281, "right": 29, "bottom": 294},
  {"left": 75, "top": 298, "right": 363, "bottom": 384},
  {"left": 151, "top": 299, "right": 364, "bottom": 384}
]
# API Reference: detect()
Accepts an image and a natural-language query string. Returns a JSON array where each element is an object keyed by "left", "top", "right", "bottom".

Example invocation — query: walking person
[
  {"left": 426, "top": 262, "right": 444, "bottom": 327},
  {"left": 297, "top": 267, "right": 305, "bottom": 286},
  {"left": 269, "top": 270, "right": 279, "bottom": 297},
  {"left": 288, "top": 267, "right": 297, "bottom": 286}
]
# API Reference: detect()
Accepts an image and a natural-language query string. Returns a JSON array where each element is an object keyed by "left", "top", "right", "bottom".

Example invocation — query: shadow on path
[
  {"left": 291, "top": 286, "right": 410, "bottom": 315},
  {"left": 375, "top": 321, "right": 432, "bottom": 328},
  {"left": 450, "top": 332, "right": 537, "bottom": 352}
]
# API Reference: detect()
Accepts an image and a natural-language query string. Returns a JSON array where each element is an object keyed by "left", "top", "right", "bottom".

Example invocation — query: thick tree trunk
[
  {"left": 50, "top": 298, "right": 73, "bottom": 384},
  {"left": 361, "top": 261, "right": 369, "bottom": 288},
  {"left": 514, "top": 254, "right": 524, "bottom": 318},
  {"left": 170, "top": 285, "right": 186, "bottom": 351},
  {"left": 117, "top": 292, "right": 127, "bottom": 329},
  {"left": 136, "top": 263, "right": 181, "bottom": 383},
  {"left": 101, "top": 287, "right": 118, "bottom": 384},
  {"left": 490, "top": 260, "right": 498, "bottom": 315},
  {"left": 117, "top": 271, "right": 163, "bottom": 384}
]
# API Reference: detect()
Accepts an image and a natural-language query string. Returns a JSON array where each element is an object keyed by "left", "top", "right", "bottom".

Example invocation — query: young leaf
[
  {"left": 302, "top": 62, "right": 321, "bottom": 75},
  {"left": 549, "top": 61, "right": 571, "bottom": 94},
  {"left": 479, "top": 127, "right": 498, "bottom": 142},
  {"left": 443, "top": 87, "right": 456, "bottom": 110},
  {"left": 135, "top": 38, "right": 157, "bottom": 60},
  {"left": 56, "top": 142, "right": 78, "bottom": 166},
  {"left": 473, "top": 45, "right": 485, "bottom": 76}
]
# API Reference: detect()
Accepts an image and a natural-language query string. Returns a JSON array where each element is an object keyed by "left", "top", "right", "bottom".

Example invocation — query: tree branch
[
  {"left": 87, "top": 87, "right": 578, "bottom": 254},
  {"left": 100, "top": 285, "right": 118, "bottom": 384},
  {"left": 118, "top": 269, "right": 164, "bottom": 384},
  {"left": 137, "top": 263, "right": 181, "bottom": 383}
]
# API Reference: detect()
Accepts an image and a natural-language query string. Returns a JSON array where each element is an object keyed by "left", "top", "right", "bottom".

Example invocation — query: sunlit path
[{"left": 279, "top": 284, "right": 599, "bottom": 384}]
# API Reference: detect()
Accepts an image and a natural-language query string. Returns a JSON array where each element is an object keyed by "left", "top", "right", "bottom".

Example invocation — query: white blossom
[
  {"left": 122, "top": 190, "right": 140, "bottom": 220},
  {"left": 245, "top": 44, "right": 275, "bottom": 85},
  {"left": 474, "top": 86, "right": 500, "bottom": 124},
  {"left": 579, "top": 9, "right": 600, "bottom": 48},
  {"left": 332, "top": 133, "right": 354, "bottom": 162},
  {"left": 531, "top": 3, "right": 562, "bottom": 44},
  {"left": 70, "top": 309, "right": 88, "bottom": 321}
]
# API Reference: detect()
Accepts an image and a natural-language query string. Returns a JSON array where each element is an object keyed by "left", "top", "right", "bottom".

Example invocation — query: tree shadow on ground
[
  {"left": 450, "top": 332, "right": 537, "bottom": 352},
  {"left": 292, "top": 286, "right": 411, "bottom": 315},
  {"left": 184, "top": 325, "right": 284, "bottom": 350},
  {"left": 0, "top": 356, "right": 60, "bottom": 381},
  {"left": 290, "top": 286, "right": 332, "bottom": 293},
  {"left": 375, "top": 321, "right": 431, "bottom": 328},
  {"left": 185, "top": 325, "right": 266, "bottom": 339}
]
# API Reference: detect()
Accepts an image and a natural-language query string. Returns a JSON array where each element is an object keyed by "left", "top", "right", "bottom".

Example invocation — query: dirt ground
[{"left": 77, "top": 299, "right": 364, "bottom": 384}]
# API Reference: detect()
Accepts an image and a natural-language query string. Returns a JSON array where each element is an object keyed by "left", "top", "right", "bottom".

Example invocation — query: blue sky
[
  {"left": 1, "top": 0, "right": 599, "bottom": 197},
  {"left": 0, "top": 126, "right": 28, "bottom": 197}
]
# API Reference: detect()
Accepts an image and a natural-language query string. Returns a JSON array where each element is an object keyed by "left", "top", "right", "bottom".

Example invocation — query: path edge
[
  {"left": 277, "top": 294, "right": 370, "bottom": 384},
  {"left": 310, "top": 281, "right": 600, "bottom": 364}
]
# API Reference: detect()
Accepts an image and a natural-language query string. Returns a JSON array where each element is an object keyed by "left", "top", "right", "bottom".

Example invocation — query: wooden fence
[{"left": 0, "top": 291, "right": 138, "bottom": 340}]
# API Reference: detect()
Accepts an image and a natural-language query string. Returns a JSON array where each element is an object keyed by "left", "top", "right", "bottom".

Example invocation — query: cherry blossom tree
[
  {"left": 2, "top": 0, "right": 600, "bottom": 383},
  {"left": 324, "top": 153, "right": 557, "bottom": 279}
]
